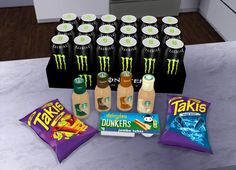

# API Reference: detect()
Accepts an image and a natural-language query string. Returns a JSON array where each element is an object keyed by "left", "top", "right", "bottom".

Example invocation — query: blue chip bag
[{"left": 159, "top": 95, "right": 212, "bottom": 153}]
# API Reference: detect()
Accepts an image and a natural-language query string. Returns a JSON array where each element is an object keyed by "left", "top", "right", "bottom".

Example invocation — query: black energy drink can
[
  {"left": 160, "top": 16, "right": 179, "bottom": 38},
  {"left": 120, "top": 15, "right": 138, "bottom": 28},
  {"left": 77, "top": 24, "right": 96, "bottom": 46},
  {"left": 56, "top": 23, "right": 76, "bottom": 43},
  {"left": 96, "top": 36, "right": 116, "bottom": 76},
  {"left": 98, "top": 24, "right": 117, "bottom": 43},
  {"left": 50, "top": 34, "right": 72, "bottom": 72},
  {"left": 141, "top": 15, "right": 158, "bottom": 29},
  {"left": 140, "top": 37, "right": 161, "bottom": 76},
  {"left": 162, "top": 38, "right": 185, "bottom": 76},
  {"left": 60, "top": 13, "right": 79, "bottom": 33},
  {"left": 81, "top": 14, "right": 98, "bottom": 33},
  {"left": 162, "top": 26, "right": 182, "bottom": 46},
  {"left": 120, "top": 25, "right": 138, "bottom": 40},
  {"left": 101, "top": 14, "right": 118, "bottom": 29},
  {"left": 141, "top": 26, "right": 159, "bottom": 41},
  {"left": 73, "top": 35, "right": 94, "bottom": 88},
  {"left": 118, "top": 37, "right": 138, "bottom": 75}
]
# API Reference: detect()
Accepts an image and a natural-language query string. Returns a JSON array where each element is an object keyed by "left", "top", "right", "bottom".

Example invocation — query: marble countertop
[{"left": 1, "top": 41, "right": 236, "bottom": 170}]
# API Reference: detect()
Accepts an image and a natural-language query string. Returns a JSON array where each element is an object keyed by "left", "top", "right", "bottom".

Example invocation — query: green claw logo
[
  {"left": 167, "top": 59, "right": 179, "bottom": 75},
  {"left": 76, "top": 55, "right": 88, "bottom": 71},
  {"left": 98, "top": 56, "right": 110, "bottom": 72},
  {"left": 144, "top": 58, "right": 156, "bottom": 74},
  {"left": 78, "top": 74, "right": 92, "bottom": 87},
  {"left": 53, "top": 54, "right": 66, "bottom": 70},
  {"left": 121, "top": 57, "right": 133, "bottom": 72}
]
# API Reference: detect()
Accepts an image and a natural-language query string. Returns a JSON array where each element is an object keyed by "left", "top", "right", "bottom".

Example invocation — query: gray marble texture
[{"left": 0, "top": 41, "right": 236, "bottom": 170}]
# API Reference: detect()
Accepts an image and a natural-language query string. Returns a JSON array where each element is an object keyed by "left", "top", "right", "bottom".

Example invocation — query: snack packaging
[
  {"left": 100, "top": 112, "right": 160, "bottom": 137},
  {"left": 159, "top": 96, "right": 212, "bottom": 153},
  {"left": 19, "top": 99, "right": 98, "bottom": 162}
]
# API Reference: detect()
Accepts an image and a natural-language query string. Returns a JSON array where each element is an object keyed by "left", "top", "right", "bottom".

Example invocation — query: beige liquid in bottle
[
  {"left": 95, "top": 72, "right": 111, "bottom": 112},
  {"left": 72, "top": 77, "right": 90, "bottom": 119},
  {"left": 117, "top": 71, "right": 134, "bottom": 111},
  {"left": 137, "top": 74, "right": 155, "bottom": 113}
]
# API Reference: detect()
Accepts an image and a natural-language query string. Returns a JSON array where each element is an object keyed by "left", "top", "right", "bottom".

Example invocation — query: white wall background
[
  {"left": 0, "top": 0, "right": 33, "bottom": 8},
  {"left": 180, "top": 0, "right": 200, "bottom": 12}
]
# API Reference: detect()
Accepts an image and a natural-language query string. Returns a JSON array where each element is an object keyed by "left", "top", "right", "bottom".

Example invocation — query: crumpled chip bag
[
  {"left": 159, "top": 96, "right": 212, "bottom": 153},
  {"left": 20, "top": 99, "right": 98, "bottom": 162}
]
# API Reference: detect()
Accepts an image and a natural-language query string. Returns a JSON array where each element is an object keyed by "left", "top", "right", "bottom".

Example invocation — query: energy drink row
[{"left": 49, "top": 13, "right": 186, "bottom": 91}]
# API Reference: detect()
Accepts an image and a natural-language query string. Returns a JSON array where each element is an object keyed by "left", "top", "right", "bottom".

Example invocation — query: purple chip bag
[
  {"left": 159, "top": 95, "right": 212, "bottom": 153},
  {"left": 20, "top": 99, "right": 98, "bottom": 162}
]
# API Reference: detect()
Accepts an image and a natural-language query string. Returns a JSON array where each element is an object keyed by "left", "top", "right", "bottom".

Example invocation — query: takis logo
[
  {"left": 121, "top": 57, "right": 133, "bottom": 72},
  {"left": 78, "top": 74, "right": 92, "bottom": 87},
  {"left": 144, "top": 58, "right": 156, "bottom": 74},
  {"left": 76, "top": 55, "right": 88, "bottom": 71},
  {"left": 98, "top": 56, "right": 110, "bottom": 72},
  {"left": 53, "top": 54, "right": 66, "bottom": 70},
  {"left": 167, "top": 59, "right": 179, "bottom": 75}
]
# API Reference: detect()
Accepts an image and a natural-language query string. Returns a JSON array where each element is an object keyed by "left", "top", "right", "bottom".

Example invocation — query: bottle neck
[{"left": 141, "top": 83, "right": 154, "bottom": 91}]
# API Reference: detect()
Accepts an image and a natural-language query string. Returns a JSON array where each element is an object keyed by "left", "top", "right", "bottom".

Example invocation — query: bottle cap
[
  {"left": 141, "top": 74, "right": 155, "bottom": 91},
  {"left": 121, "top": 15, "right": 137, "bottom": 24},
  {"left": 81, "top": 14, "right": 96, "bottom": 22},
  {"left": 73, "top": 77, "right": 86, "bottom": 94},
  {"left": 78, "top": 24, "right": 94, "bottom": 33},
  {"left": 97, "top": 72, "right": 109, "bottom": 88},
  {"left": 120, "top": 71, "right": 132, "bottom": 87},
  {"left": 141, "top": 15, "right": 157, "bottom": 24},
  {"left": 166, "top": 38, "right": 184, "bottom": 49},
  {"left": 119, "top": 37, "right": 137, "bottom": 47},
  {"left": 142, "top": 26, "right": 159, "bottom": 36},
  {"left": 164, "top": 26, "right": 181, "bottom": 36},
  {"left": 57, "top": 23, "right": 73, "bottom": 32},
  {"left": 74, "top": 35, "right": 91, "bottom": 45},
  {"left": 101, "top": 14, "right": 116, "bottom": 23},
  {"left": 162, "top": 16, "right": 178, "bottom": 25},
  {"left": 142, "top": 37, "right": 160, "bottom": 48},
  {"left": 51, "top": 34, "right": 69, "bottom": 45},
  {"left": 120, "top": 25, "right": 137, "bottom": 35},
  {"left": 99, "top": 25, "right": 115, "bottom": 34},
  {"left": 96, "top": 36, "right": 114, "bottom": 46},
  {"left": 61, "top": 13, "right": 77, "bottom": 21}
]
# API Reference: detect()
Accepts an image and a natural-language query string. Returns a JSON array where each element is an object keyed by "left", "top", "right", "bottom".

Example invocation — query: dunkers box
[{"left": 46, "top": 14, "right": 186, "bottom": 93}]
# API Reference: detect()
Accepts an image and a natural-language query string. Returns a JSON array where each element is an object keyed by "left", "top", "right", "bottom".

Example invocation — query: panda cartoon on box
[{"left": 143, "top": 115, "right": 153, "bottom": 123}]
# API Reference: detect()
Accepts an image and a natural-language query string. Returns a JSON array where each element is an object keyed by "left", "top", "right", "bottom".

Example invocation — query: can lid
[
  {"left": 164, "top": 26, "right": 181, "bottom": 36},
  {"left": 99, "top": 25, "right": 115, "bottom": 34},
  {"left": 121, "top": 15, "right": 137, "bottom": 24},
  {"left": 120, "top": 25, "right": 137, "bottom": 35},
  {"left": 73, "top": 77, "right": 86, "bottom": 94},
  {"left": 141, "top": 15, "right": 157, "bottom": 24},
  {"left": 81, "top": 14, "right": 96, "bottom": 22},
  {"left": 78, "top": 24, "right": 94, "bottom": 33},
  {"left": 96, "top": 36, "right": 114, "bottom": 46},
  {"left": 142, "top": 38, "right": 160, "bottom": 48},
  {"left": 142, "top": 26, "right": 159, "bottom": 36},
  {"left": 162, "top": 16, "right": 178, "bottom": 25},
  {"left": 97, "top": 72, "right": 109, "bottom": 88},
  {"left": 51, "top": 34, "right": 69, "bottom": 45},
  {"left": 141, "top": 74, "right": 155, "bottom": 91},
  {"left": 61, "top": 13, "right": 77, "bottom": 21},
  {"left": 57, "top": 23, "right": 73, "bottom": 32},
  {"left": 101, "top": 14, "right": 116, "bottom": 23},
  {"left": 74, "top": 35, "right": 91, "bottom": 45},
  {"left": 120, "top": 71, "right": 132, "bottom": 87},
  {"left": 166, "top": 38, "right": 184, "bottom": 49},
  {"left": 119, "top": 37, "right": 137, "bottom": 47}
]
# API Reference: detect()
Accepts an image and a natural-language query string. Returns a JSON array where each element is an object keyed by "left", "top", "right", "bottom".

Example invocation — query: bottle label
[
  {"left": 74, "top": 103, "right": 88, "bottom": 116},
  {"left": 138, "top": 99, "right": 152, "bottom": 113},
  {"left": 120, "top": 96, "right": 133, "bottom": 109},
  {"left": 97, "top": 97, "right": 110, "bottom": 110}
]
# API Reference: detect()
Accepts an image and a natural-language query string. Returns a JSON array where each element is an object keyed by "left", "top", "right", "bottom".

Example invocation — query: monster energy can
[
  {"left": 162, "top": 26, "right": 182, "bottom": 46},
  {"left": 120, "top": 25, "right": 138, "bottom": 40},
  {"left": 141, "top": 15, "right": 158, "bottom": 29},
  {"left": 81, "top": 14, "right": 98, "bottom": 32},
  {"left": 118, "top": 37, "right": 138, "bottom": 74},
  {"left": 98, "top": 24, "right": 117, "bottom": 43},
  {"left": 141, "top": 26, "right": 159, "bottom": 41},
  {"left": 56, "top": 23, "right": 75, "bottom": 42},
  {"left": 160, "top": 16, "right": 179, "bottom": 38},
  {"left": 162, "top": 38, "right": 185, "bottom": 76},
  {"left": 73, "top": 35, "right": 94, "bottom": 74},
  {"left": 140, "top": 37, "right": 160, "bottom": 75},
  {"left": 51, "top": 34, "right": 72, "bottom": 71},
  {"left": 121, "top": 15, "right": 138, "bottom": 28},
  {"left": 96, "top": 36, "right": 116, "bottom": 76},
  {"left": 77, "top": 24, "right": 96, "bottom": 46},
  {"left": 60, "top": 13, "right": 79, "bottom": 32},
  {"left": 101, "top": 14, "right": 118, "bottom": 29}
]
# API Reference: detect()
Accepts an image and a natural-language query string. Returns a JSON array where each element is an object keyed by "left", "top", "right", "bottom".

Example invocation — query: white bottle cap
[
  {"left": 57, "top": 23, "right": 73, "bottom": 32},
  {"left": 81, "top": 14, "right": 96, "bottom": 22},
  {"left": 141, "top": 15, "right": 157, "bottom": 24},
  {"left": 96, "top": 36, "right": 114, "bottom": 46},
  {"left": 164, "top": 26, "right": 181, "bottom": 36},
  {"left": 51, "top": 34, "right": 69, "bottom": 45},
  {"left": 119, "top": 37, "right": 137, "bottom": 47},
  {"left": 166, "top": 38, "right": 184, "bottom": 49},
  {"left": 74, "top": 35, "right": 91, "bottom": 45},
  {"left": 78, "top": 24, "right": 94, "bottom": 33},
  {"left": 141, "top": 74, "right": 155, "bottom": 91},
  {"left": 99, "top": 25, "right": 115, "bottom": 34},
  {"left": 162, "top": 16, "right": 178, "bottom": 25},
  {"left": 142, "top": 26, "right": 159, "bottom": 36},
  {"left": 101, "top": 14, "right": 117, "bottom": 23},
  {"left": 121, "top": 15, "right": 137, "bottom": 23},
  {"left": 120, "top": 25, "right": 137, "bottom": 35},
  {"left": 61, "top": 13, "right": 77, "bottom": 21},
  {"left": 142, "top": 38, "right": 160, "bottom": 48}
]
